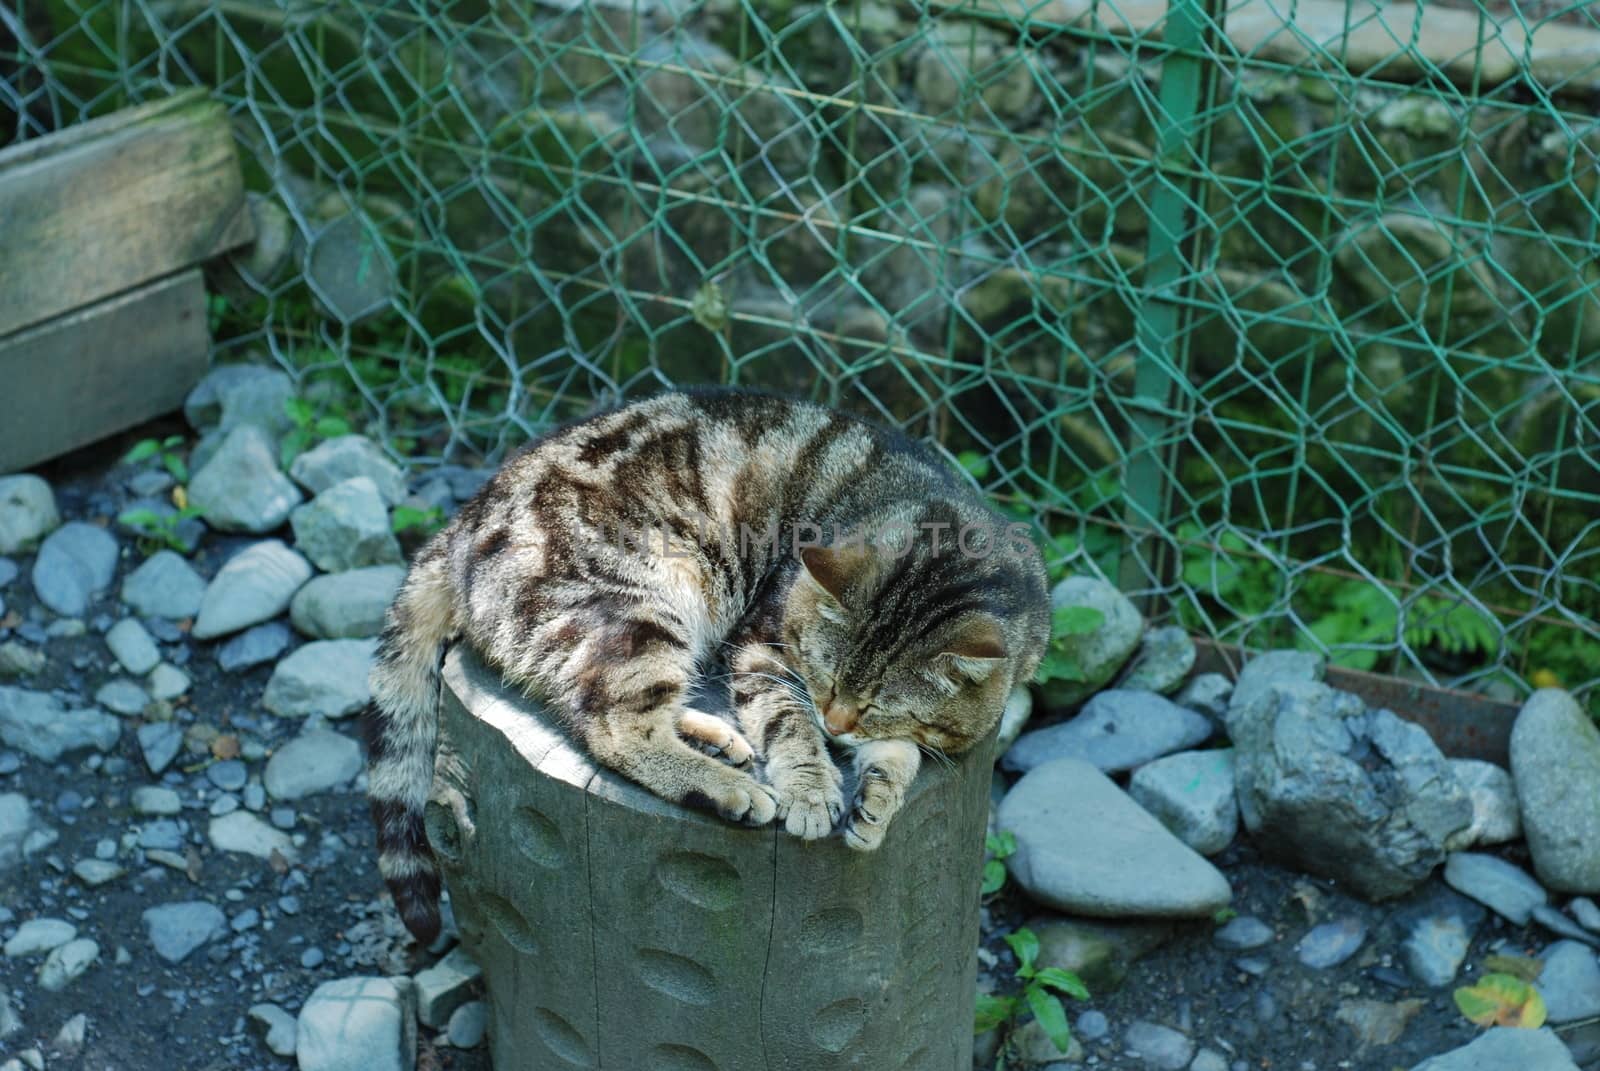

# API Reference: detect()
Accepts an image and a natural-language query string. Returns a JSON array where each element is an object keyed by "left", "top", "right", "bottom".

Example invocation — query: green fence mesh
[{"left": 4, "top": 0, "right": 1598, "bottom": 711}]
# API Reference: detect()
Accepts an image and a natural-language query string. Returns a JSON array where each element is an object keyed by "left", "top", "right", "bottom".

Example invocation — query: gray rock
[
  {"left": 1129, "top": 748, "right": 1239, "bottom": 856},
  {"left": 71, "top": 858, "right": 124, "bottom": 886},
  {"left": 994, "top": 684, "right": 1033, "bottom": 755},
  {"left": 1573, "top": 897, "right": 1600, "bottom": 933},
  {"left": 1189, "top": 1050, "right": 1229, "bottom": 1071},
  {"left": 1539, "top": 940, "right": 1600, "bottom": 1023},
  {"left": 297, "top": 976, "right": 417, "bottom": 1071},
  {"left": 217, "top": 622, "right": 291, "bottom": 672},
  {"left": 120, "top": 551, "right": 207, "bottom": 620},
  {"left": 147, "top": 663, "right": 190, "bottom": 701},
  {"left": 1229, "top": 679, "right": 1471, "bottom": 900},
  {"left": 0, "top": 687, "right": 120, "bottom": 761},
  {"left": 1409, "top": 1027, "right": 1577, "bottom": 1071},
  {"left": 1445, "top": 758, "right": 1522, "bottom": 850},
  {"left": 414, "top": 946, "right": 483, "bottom": 1028},
  {"left": 0, "top": 475, "right": 59, "bottom": 554},
  {"left": 262, "top": 639, "right": 376, "bottom": 719},
  {"left": 290, "top": 565, "right": 404, "bottom": 639},
  {"left": 1075, "top": 1010, "right": 1109, "bottom": 1042},
  {"left": 1008, "top": 1017, "right": 1084, "bottom": 1064},
  {"left": 1124, "top": 1020, "right": 1193, "bottom": 1070},
  {"left": 1213, "top": 915, "right": 1274, "bottom": 952},
  {"left": 184, "top": 364, "right": 295, "bottom": 440},
  {"left": 0, "top": 794, "right": 56, "bottom": 870},
  {"left": 248, "top": 1003, "right": 298, "bottom": 1057},
  {"left": 445, "top": 1001, "right": 486, "bottom": 1049},
  {"left": 37, "top": 938, "right": 97, "bottom": 991},
  {"left": 1003, "top": 690, "right": 1212, "bottom": 775},
  {"left": 191, "top": 541, "right": 312, "bottom": 640},
  {"left": 1443, "top": 852, "right": 1548, "bottom": 925},
  {"left": 4, "top": 918, "right": 76, "bottom": 956},
  {"left": 188, "top": 425, "right": 303, "bottom": 533},
  {"left": 106, "top": 618, "right": 160, "bottom": 675},
  {"left": 208, "top": 810, "right": 296, "bottom": 861},
  {"left": 0, "top": 557, "right": 15, "bottom": 587},
  {"left": 1533, "top": 904, "right": 1600, "bottom": 948},
  {"left": 997, "top": 758, "right": 1232, "bottom": 918},
  {"left": 132, "top": 781, "right": 182, "bottom": 813},
  {"left": 1120, "top": 627, "right": 1197, "bottom": 694},
  {"left": 1038, "top": 576, "right": 1144, "bottom": 708},
  {"left": 1032, "top": 916, "right": 1172, "bottom": 995},
  {"left": 142, "top": 901, "right": 226, "bottom": 964},
  {"left": 1295, "top": 918, "right": 1366, "bottom": 968},
  {"left": 1511, "top": 689, "right": 1600, "bottom": 893},
  {"left": 31, "top": 522, "right": 119, "bottom": 616},
  {"left": 290, "top": 436, "right": 407, "bottom": 506},
  {"left": 263, "top": 728, "right": 363, "bottom": 800},
  {"left": 306, "top": 213, "right": 397, "bottom": 325},
  {"left": 1398, "top": 890, "right": 1485, "bottom": 987},
  {"left": 94, "top": 679, "right": 148, "bottom": 716},
  {"left": 1227, "top": 650, "right": 1324, "bottom": 718},
  {"left": 0, "top": 642, "right": 45, "bottom": 678},
  {"left": 0, "top": 990, "right": 18, "bottom": 1039},
  {"left": 291, "top": 478, "right": 403, "bottom": 574},
  {"left": 136, "top": 721, "right": 183, "bottom": 776},
  {"left": 207, "top": 759, "right": 248, "bottom": 792}
]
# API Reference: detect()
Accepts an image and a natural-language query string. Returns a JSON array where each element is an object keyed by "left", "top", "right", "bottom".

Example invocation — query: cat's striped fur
[{"left": 366, "top": 389, "right": 1050, "bottom": 942}]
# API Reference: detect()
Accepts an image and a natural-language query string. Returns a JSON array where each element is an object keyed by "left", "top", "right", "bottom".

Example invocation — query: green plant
[
  {"left": 1033, "top": 605, "right": 1106, "bottom": 687},
  {"left": 118, "top": 504, "right": 203, "bottom": 556},
  {"left": 981, "top": 831, "right": 1016, "bottom": 896},
  {"left": 123, "top": 435, "right": 189, "bottom": 483},
  {"left": 974, "top": 927, "right": 1090, "bottom": 1066},
  {"left": 280, "top": 397, "right": 354, "bottom": 468},
  {"left": 1453, "top": 972, "right": 1546, "bottom": 1029},
  {"left": 391, "top": 504, "right": 447, "bottom": 538}
]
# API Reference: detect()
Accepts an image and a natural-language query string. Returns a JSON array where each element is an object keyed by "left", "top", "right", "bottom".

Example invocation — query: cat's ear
[
  {"left": 932, "top": 616, "right": 1009, "bottom": 686},
  {"left": 799, "top": 542, "right": 874, "bottom": 604}
]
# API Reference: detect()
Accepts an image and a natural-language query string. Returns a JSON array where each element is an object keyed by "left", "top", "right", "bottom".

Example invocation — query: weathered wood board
[
  {"left": 431, "top": 646, "right": 993, "bottom": 1070},
  {"left": 0, "top": 270, "right": 210, "bottom": 473},
  {"left": 0, "top": 89, "right": 253, "bottom": 337}
]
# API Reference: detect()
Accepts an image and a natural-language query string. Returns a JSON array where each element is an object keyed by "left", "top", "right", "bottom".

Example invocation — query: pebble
[
  {"left": 146, "top": 663, "right": 190, "bottom": 701},
  {"left": 290, "top": 478, "right": 404, "bottom": 574},
  {"left": 1443, "top": 852, "right": 1549, "bottom": 925},
  {"left": 139, "top": 819, "right": 184, "bottom": 852},
  {"left": 120, "top": 551, "right": 207, "bottom": 620},
  {"left": 37, "top": 937, "right": 98, "bottom": 991},
  {"left": 0, "top": 475, "right": 60, "bottom": 554},
  {"left": 1213, "top": 916, "right": 1274, "bottom": 952},
  {"left": 106, "top": 618, "right": 161, "bottom": 675},
  {"left": 136, "top": 721, "right": 184, "bottom": 776},
  {"left": 248, "top": 1002, "right": 299, "bottom": 1057},
  {"left": 188, "top": 425, "right": 304, "bottom": 533},
  {"left": 264, "top": 728, "right": 363, "bottom": 800},
  {"left": 0, "top": 642, "right": 45, "bottom": 678},
  {"left": 1128, "top": 748, "right": 1238, "bottom": 856},
  {"left": 53, "top": 1011, "right": 87, "bottom": 1052},
  {"left": 1075, "top": 1009, "right": 1109, "bottom": 1042},
  {"left": 191, "top": 541, "right": 313, "bottom": 641},
  {"left": 1033, "top": 917, "right": 1172, "bottom": 994},
  {"left": 1296, "top": 918, "right": 1367, "bottom": 969},
  {"left": 94, "top": 678, "right": 149, "bottom": 716},
  {"left": 30, "top": 522, "right": 119, "bottom": 617},
  {"left": 1511, "top": 689, "right": 1600, "bottom": 893},
  {"left": 1119, "top": 626, "right": 1197, "bottom": 694},
  {"left": 298, "top": 976, "right": 416, "bottom": 1071},
  {"left": 1409, "top": 1026, "right": 1578, "bottom": 1070},
  {"left": 208, "top": 810, "right": 296, "bottom": 861},
  {"left": 289, "top": 435, "right": 408, "bottom": 505},
  {"left": 207, "top": 759, "right": 249, "bottom": 792},
  {"left": 143, "top": 901, "right": 227, "bottom": 964},
  {"left": 185, "top": 364, "right": 296, "bottom": 439},
  {"left": 231, "top": 907, "right": 260, "bottom": 932},
  {"left": 290, "top": 565, "right": 406, "bottom": 640},
  {"left": 1003, "top": 690, "right": 1213, "bottom": 775},
  {"left": 1124, "top": 1020, "right": 1193, "bottom": 1070},
  {"left": 0, "top": 792, "right": 56, "bottom": 868},
  {"left": 217, "top": 621, "right": 293, "bottom": 672},
  {"left": 415, "top": 946, "right": 483, "bottom": 1028},
  {"left": 271, "top": 807, "right": 296, "bottom": 829},
  {"left": 210, "top": 793, "right": 240, "bottom": 817},
  {"left": 4, "top": 918, "right": 76, "bottom": 957},
  {"left": 72, "top": 858, "right": 124, "bottom": 886},
  {"left": 1399, "top": 892, "right": 1484, "bottom": 987},
  {"left": 1190, "top": 1050, "right": 1229, "bottom": 1071},
  {"left": 0, "top": 991, "right": 18, "bottom": 1039},
  {"left": 997, "top": 758, "right": 1232, "bottom": 918},
  {"left": 1573, "top": 897, "right": 1600, "bottom": 933},
  {"left": 0, "top": 686, "right": 121, "bottom": 761},
  {"left": 1539, "top": 940, "right": 1600, "bottom": 1023},
  {"left": 0, "top": 557, "right": 16, "bottom": 588},
  {"left": 262, "top": 638, "right": 377, "bottom": 720},
  {"left": 301, "top": 946, "right": 326, "bottom": 969},
  {"left": 133, "top": 785, "right": 182, "bottom": 815},
  {"left": 1533, "top": 904, "right": 1600, "bottom": 948},
  {"left": 244, "top": 782, "right": 266, "bottom": 811},
  {"left": 446, "top": 1001, "right": 487, "bottom": 1048}
]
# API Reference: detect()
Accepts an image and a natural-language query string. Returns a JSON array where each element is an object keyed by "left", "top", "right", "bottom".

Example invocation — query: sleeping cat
[{"left": 366, "top": 388, "right": 1050, "bottom": 942}]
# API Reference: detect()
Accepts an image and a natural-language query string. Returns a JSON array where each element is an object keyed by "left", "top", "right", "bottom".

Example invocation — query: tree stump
[{"left": 427, "top": 646, "right": 995, "bottom": 1071}]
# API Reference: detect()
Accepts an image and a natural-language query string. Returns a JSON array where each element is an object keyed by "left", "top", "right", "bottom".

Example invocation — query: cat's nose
[{"left": 823, "top": 703, "right": 859, "bottom": 736}]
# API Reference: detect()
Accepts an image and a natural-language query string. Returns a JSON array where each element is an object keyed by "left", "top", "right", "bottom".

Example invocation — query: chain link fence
[{"left": 4, "top": 0, "right": 1598, "bottom": 711}]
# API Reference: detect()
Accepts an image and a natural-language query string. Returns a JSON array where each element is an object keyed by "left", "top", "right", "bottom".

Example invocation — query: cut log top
[{"left": 428, "top": 645, "right": 993, "bottom": 1070}]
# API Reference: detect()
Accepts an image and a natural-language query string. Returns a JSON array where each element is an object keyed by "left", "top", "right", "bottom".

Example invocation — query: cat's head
[{"left": 780, "top": 508, "right": 1049, "bottom": 754}]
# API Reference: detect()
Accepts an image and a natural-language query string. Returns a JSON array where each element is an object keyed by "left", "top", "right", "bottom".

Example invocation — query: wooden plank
[
  {"left": 0, "top": 92, "right": 254, "bottom": 337},
  {"left": 0, "top": 270, "right": 210, "bottom": 473}
]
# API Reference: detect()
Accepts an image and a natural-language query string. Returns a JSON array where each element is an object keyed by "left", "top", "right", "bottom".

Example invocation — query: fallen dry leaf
[
  {"left": 1335, "top": 998, "right": 1425, "bottom": 1046},
  {"left": 210, "top": 734, "right": 241, "bottom": 761}
]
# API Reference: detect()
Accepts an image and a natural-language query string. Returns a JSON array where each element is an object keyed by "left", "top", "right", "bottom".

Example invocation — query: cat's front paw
[
  {"left": 770, "top": 762, "right": 845, "bottom": 841},
  {"left": 843, "top": 769, "right": 905, "bottom": 852}
]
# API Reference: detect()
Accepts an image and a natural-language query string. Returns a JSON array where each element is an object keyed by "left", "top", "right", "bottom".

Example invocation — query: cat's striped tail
[{"left": 364, "top": 541, "right": 456, "bottom": 944}]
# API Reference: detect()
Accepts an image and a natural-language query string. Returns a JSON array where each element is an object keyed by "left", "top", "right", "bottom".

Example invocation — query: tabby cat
[{"left": 366, "top": 388, "right": 1050, "bottom": 942}]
